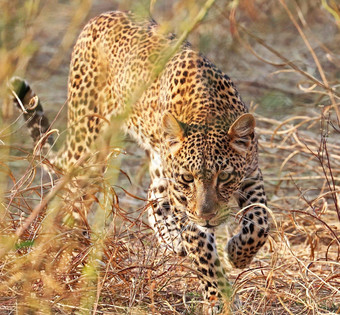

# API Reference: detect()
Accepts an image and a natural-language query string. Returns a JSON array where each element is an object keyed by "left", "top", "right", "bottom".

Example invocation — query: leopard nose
[{"left": 199, "top": 212, "right": 216, "bottom": 221}]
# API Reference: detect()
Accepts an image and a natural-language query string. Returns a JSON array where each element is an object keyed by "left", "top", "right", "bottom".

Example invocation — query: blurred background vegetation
[{"left": 0, "top": 0, "right": 339, "bottom": 314}]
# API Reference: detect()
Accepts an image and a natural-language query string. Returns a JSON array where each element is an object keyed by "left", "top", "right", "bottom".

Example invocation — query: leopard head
[{"left": 162, "top": 112, "right": 255, "bottom": 228}]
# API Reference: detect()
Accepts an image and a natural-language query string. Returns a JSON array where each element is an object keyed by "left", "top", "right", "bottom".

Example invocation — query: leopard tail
[{"left": 9, "top": 77, "right": 54, "bottom": 152}]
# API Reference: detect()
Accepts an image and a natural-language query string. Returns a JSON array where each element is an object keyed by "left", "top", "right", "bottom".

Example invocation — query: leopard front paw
[
  {"left": 202, "top": 294, "right": 241, "bottom": 314},
  {"left": 225, "top": 237, "right": 252, "bottom": 269},
  {"left": 202, "top": 299, "right": 222, "bottom": 315}
]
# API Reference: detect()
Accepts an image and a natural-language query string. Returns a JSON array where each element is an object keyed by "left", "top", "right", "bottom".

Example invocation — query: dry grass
[{"left": 1, "top": 0, "right": 339, "bottom": 314}]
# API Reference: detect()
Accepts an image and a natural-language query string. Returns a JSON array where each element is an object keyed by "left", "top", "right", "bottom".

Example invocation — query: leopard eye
[
  {"left": 218, "top": 171, "right": 231, "bottom": 182},
  {"left": 181, "top": 173, "right": 194, "bottom": 183}
]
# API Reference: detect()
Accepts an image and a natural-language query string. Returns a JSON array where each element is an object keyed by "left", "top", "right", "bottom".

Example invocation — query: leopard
[{"left": 11, "top": 10, "right": 269, "bottom": 312}]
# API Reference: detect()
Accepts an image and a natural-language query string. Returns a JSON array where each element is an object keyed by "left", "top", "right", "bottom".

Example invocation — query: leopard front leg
[
  {"left": 147, "top": 152, "right": 185, "bottom": 255},
  {"left": 227, "top": 166, "right": 269, "bottom": 269},
  {"left": 179, "top": 224, "right": 234, "bottom": 313}
]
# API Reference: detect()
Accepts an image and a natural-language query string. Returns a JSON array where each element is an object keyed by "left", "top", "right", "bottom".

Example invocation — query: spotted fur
[{"left": 11, "top": 11, "right": 269, "bottom": 311}]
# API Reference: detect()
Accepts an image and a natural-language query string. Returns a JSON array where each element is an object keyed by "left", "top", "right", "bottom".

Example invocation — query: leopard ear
[
  {"left": 228, "top": 113, "right": 255, "bottom": 154},
  {"left": 162, "top": 113, "right": 185, "bottom": 154}
]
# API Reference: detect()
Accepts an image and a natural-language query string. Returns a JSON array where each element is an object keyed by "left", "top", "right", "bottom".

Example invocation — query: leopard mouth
[
  {"left": 186, "top": 211, "right": 225, "bottom": 228},
  {"left": 202, "top": 221, "right": 218, "bottom": 229},
  {"left": 196, "top": 212, "right": 230, "bottom": 228},
  {"left": 194, "top": 217, "right": 220, "bottom": 229}
]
